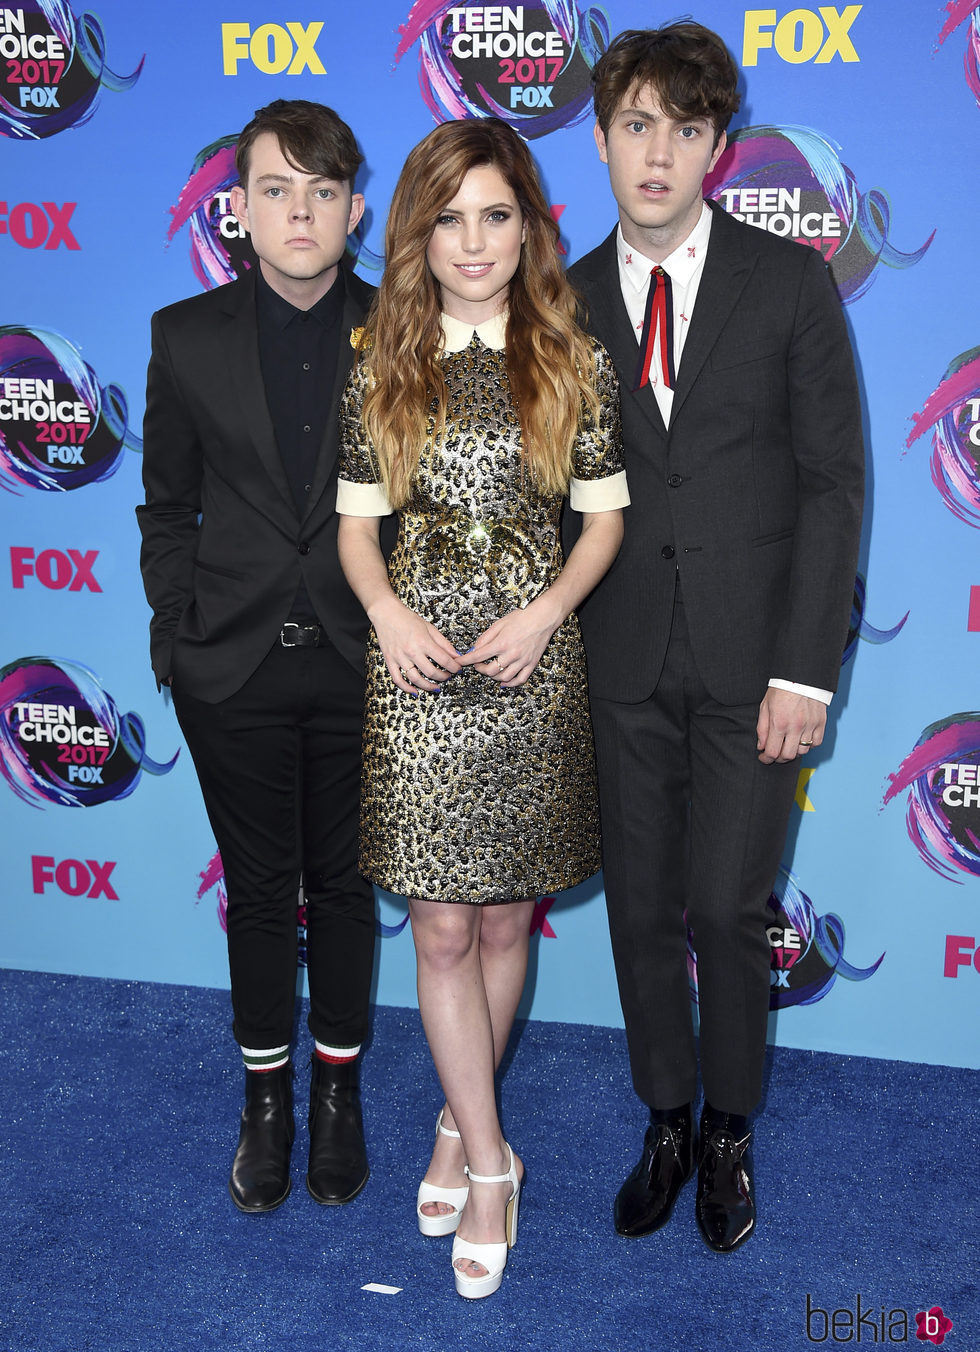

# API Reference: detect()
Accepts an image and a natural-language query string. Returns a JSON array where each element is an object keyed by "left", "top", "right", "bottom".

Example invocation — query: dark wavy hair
[
  {"left": 591, "top": 22, "right": 741, "bottom": 143},
  {"left": 236, "top": 99, "right": 363, "bottom": 187}
]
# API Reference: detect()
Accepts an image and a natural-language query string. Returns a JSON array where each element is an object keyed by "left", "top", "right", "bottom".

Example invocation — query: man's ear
[
  {"left": 593, "top": 120, "right": 609, "bottom": 165},
  {"left": 230, "top": 184, "right": 250, "bottom": 234},
  {"left": 707, "top": 129, "right": 727, "bottom": 175},
  {"left": 347, "top": 192, "right": 365, "bottom": 235}
]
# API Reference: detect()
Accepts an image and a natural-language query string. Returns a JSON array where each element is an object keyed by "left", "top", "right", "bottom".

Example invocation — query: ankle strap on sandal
[
  {"left": 464, "top": 1145, "right": 514, "bottom": 1185},
  {"left": 436, "top": 1108, "right": 461, "bottom": 1140}
]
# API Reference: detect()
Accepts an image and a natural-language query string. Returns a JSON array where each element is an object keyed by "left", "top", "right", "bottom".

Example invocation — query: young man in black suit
[
  {"left": 138, "top": 100, "right": 377, "bottom": 1213},
  {"left": 570, "top": 25, "right": 864, "bottom": 1250}
]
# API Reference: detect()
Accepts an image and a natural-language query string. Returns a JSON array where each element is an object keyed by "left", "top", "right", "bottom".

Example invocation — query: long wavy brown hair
[{"left": 360, "top": 118, "right": 599, "bottom": 507}]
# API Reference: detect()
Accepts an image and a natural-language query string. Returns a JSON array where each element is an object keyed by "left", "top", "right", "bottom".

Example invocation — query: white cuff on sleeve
[
  {"left": 569, "top": 469, "right": 630, "bottom": 513},
  {"left": 336, "top": 478, "right": 393, "bottom": 517},
  {"left": 768, "top": 678, "right": 833, "bottom": 706}
]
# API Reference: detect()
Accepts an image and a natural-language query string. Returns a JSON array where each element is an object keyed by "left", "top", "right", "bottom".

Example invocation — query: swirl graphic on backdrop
[
  {"left": 704, "top": 125, "right": 934, "bottom": 304},
  {"left": 167, "top": 139, "right": 257, "bottom": 291},
  {"left": 394, "top": 0, "right": 609, "bottom": 138},
  {"left": 197, "top": 851, "right": 229, "bottom": 932},
  {"left": 842, "top": 573, "right": 909, "bottom": 665},
  {"left": 196, "top": 850, "right": 322, "bottom": 963},
  {"left": 937, "top": 0, "right": 980, "bottom": 106},
  {"left": 0, "top": 325, "right": 141, "bottom": 493},
  {"left": 0, "top": 657, "right": 178, "bottom": 808},
  {"left": 0, "top": 1, "right": 142, "bottom": 141},
  {"left": 905, "top": 346, "right": 980, "bottom": 528},
  {"left": 883, "top": 713, "right": 980, "bottom": 883},
  {"left": 687, "top": 866, "right": 884, "bottom": 1010},
  {"left": 197, "top": 852, "right": 409, "bottom": 956},
  {"left": 167, "top": 137, "right": 381, "bottom": 291}
]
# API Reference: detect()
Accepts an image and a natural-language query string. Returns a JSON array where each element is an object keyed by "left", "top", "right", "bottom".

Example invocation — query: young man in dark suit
[
  {"left": 138, "top": 100, "right": 377, "bottom": 1213},
  {"left": 569, "top": 25, "right": 864, "bottom": 1250}
]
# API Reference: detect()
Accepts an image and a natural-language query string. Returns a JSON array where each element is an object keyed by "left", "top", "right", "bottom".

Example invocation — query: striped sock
[
  {"left": 241, "top": 1043, "right": 290, "bottom": 1072},
  {"left": 314, "top": 1040, "right": 360, "bottom": 1065}
]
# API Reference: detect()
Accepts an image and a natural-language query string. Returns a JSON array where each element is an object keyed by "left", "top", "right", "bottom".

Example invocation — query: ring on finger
[{"left": 492, "top": 657, "right": 503, "bottom": 674}]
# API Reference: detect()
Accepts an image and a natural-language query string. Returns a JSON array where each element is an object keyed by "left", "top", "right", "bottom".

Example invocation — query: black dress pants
[
  {"left": 591, "top": 587, "right": 798, "bottom": 1116},
  {"left": 172, "top": 637, "right": 374, "bottom": 1052}
]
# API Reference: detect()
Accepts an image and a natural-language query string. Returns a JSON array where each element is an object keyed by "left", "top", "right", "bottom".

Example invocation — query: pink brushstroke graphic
[
  {"left": 936, "top": 1, "right": 980, "bottom": 105},
  {"left": 0, "top": 657, "right": 177, "bottom": 808},
  {"left": 0, "top": 326, "right": 141, "bottom": 494},
  {"left": 395, "top": 0, "right": 449, "bottom": 61},
  {"left": 196, "top": 850, "right": 229, "bottom": 931},
  {"left": 905, "top": 347, "right": 980, "bottom": 527},
  {"left": 883, "top": 713, "right": 980, "bottom": 882},
  {"left": 0, "top": 0, "right": 143, "bottom": 141},
  {"left": 530, "top": 896, "right": 557, "bottom": 937},
  {"left": 197, "top": 852, "right": 409, "bottom": 950},
  {"left": 167, "top": 139, "right": 381, "bottom": 290},
  {"left": 705, "top": 126, "right": 934, "bottom": 304},
  {"left": 166, "top": 140, "right": 252, "bottom": 291},
  {"left": 393, "top": 1, "right": 610, "bottom": 139}
]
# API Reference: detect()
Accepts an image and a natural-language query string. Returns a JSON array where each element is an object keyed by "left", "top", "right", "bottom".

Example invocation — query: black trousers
[
  {"left": 172, "top": 637, "right": 375, "bottom": 1052},
  {"left": 591, "top": 587, "right": 798, "bottom": 1117}
]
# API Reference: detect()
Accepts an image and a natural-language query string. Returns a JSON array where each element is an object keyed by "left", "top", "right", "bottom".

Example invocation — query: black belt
[{"left": 280, "top": 622, "right": 324, "bottom": 648}]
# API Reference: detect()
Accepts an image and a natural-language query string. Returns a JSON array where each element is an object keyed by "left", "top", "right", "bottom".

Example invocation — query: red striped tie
[{"left": 633, "top": 265, "right": 675, "bottom": 393}]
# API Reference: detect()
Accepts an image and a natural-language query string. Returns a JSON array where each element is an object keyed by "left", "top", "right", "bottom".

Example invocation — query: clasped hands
[{"left": 373, "top": 596, "right": 559, "bottom": 695}]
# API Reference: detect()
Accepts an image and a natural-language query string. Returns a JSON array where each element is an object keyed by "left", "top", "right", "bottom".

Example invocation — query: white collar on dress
[{"left": 440, "top": 310, "right": 508, "bottom": 353}]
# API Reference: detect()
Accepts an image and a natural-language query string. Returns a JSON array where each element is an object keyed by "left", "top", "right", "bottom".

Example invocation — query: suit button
[
  {"left": 298, "top": 542, "right": 310, "bottom": 555},
  {"left": 667, "top": 473, "right": 683, "bottom": 488},
  {"left": 661, "top": 545, "right": 675, "bottom": 560}
]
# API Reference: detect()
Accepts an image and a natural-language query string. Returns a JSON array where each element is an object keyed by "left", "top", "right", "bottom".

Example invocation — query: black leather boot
[
  {"left": 614, "top": 1104, "right": 696, "bottom": 1237},
  {"left": 228, "top": 1060, "right": 294, "bottom": 1213},
  {"left": 695, "top": 1107, "right": 755, "bottom": 1252},
  {"left": 306, "top": 1056, "right": 369, "bottom": 1204}
]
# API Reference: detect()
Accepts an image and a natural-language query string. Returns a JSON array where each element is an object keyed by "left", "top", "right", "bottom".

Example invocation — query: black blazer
[
  {"left": 137, "top": 264, "right": 376, "bottom": 702},
  {"left": 568, "top": 202, "right": 864, "bottom": 706}
]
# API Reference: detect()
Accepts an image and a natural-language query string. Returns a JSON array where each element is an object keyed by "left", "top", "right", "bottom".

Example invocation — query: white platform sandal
[
  {"left": 416, "top": 1109, "right": 469, "bottom": 1237},
  {"left": 451, "top": 1144, "right": 521, "bottom": 1300}
]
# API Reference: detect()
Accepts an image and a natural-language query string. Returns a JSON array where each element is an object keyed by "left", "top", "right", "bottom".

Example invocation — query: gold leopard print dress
[{"left": 337, "top": 313, "right": 626, "bottom": 904}]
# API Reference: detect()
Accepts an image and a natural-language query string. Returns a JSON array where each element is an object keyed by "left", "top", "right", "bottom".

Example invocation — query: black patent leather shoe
[
  {"left": 229, "top": 1061, "right": 294, "bottom": 1213},
  {"left": 695, "top": 1112, "right": 755, "bottom": 1252},
  {"left": 306, "top": 1056, "right": 369, "bottom": 1205},
  {"left": 614, "top": 1105, "right": 696, "bottom": 1237}
]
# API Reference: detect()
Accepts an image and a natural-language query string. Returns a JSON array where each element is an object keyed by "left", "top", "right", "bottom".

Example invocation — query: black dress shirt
[{"left": 255, "top": 266, "right": 343, "bottom": 622}]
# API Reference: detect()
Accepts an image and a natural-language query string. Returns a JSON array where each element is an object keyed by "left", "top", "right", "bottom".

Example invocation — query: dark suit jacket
[
  {"left": 568, "top": 202, "right": 864, "bottom": 706},
  {"left": 137, "top": 264, "right": 376, "bottom": 703}
]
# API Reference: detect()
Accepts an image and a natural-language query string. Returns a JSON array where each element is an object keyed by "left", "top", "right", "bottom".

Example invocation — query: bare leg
[
  {"left": 410, "top": 897, "right": 531, "bottom": 1270},
  {"left": 417, "top": 899, "right": 533, "bottom": 1206}
]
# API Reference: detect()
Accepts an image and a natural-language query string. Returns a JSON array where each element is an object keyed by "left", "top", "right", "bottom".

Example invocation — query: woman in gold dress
[{"left": 336, "top": 118, "right": 628, "bottom": 1298}]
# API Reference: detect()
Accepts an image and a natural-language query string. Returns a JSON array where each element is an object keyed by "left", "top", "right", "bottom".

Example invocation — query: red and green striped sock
[
  {"left": 241, "top": 1043, "right": 289, "bottom": 1072},
  {"left": 313, "top": 1040, "right": 360, "bottom": 1065}
]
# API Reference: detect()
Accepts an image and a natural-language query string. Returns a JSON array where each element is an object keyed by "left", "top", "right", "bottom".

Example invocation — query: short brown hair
[
  {"left": 235, "top": 99, "right": 363, "bottom": 189},
  {"left": 591, "top": 23, "right": 740, "bottom": 141}
]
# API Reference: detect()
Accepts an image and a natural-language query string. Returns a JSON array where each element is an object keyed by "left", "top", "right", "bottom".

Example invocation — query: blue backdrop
[{"left": 2, "top": 0, "right": 979, "bottom": 1069}]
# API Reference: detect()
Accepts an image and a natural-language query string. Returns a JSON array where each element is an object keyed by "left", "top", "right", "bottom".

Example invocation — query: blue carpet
[{"left": 1, "top": 968, "right": 977, "bottom": 1352}]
